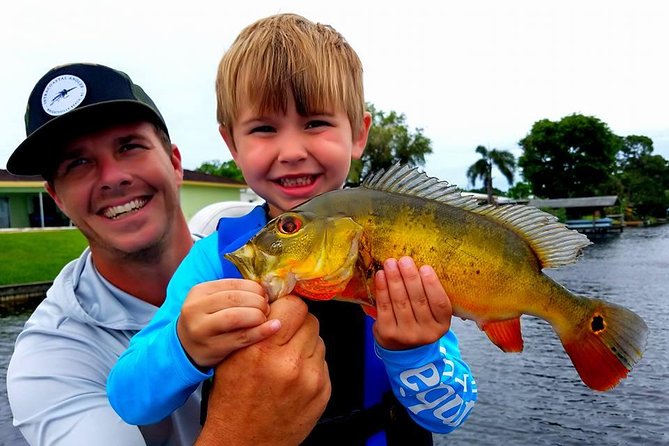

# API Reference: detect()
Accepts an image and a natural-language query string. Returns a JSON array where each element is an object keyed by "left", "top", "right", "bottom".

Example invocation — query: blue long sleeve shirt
[{"left": 107, "top": 206, "right": 477, "bottom": 441}]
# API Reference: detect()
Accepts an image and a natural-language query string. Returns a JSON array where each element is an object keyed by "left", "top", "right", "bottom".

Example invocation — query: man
[{"left": 5, "top": 62, "right": 329, "bottom": 446}]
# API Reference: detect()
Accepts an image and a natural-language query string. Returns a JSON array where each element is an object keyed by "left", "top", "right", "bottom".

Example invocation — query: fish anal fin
[{"left": 482, "top": 318, "right": 524, "bottom": 352}]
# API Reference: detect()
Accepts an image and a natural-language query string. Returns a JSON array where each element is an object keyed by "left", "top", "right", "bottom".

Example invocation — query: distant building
[
  {"left": 528, "top": 195, "right": 623, "bottom": 233},
  {"left": 528, "top": 196, "right": 620, "bottom": 219},
  {"left": 0, "top": 169, "right": 250, "bottom": 229}
]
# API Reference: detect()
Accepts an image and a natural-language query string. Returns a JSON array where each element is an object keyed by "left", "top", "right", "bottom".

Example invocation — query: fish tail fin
[{"left": 560, "top": 298, "right": 647, "bottom": 391}]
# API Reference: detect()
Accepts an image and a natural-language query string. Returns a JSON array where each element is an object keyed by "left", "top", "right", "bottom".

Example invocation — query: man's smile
[{"left": 101, "top": 198, "right": 149, "bottom": 220}]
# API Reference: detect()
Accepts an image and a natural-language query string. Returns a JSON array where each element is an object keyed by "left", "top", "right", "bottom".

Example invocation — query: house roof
[
  {"left": 528, "top": 195, "right": 619, "bottom": 208},
  {"left": 0, "top": 169, "right": 244, "bottom": 186},
  {"left": 182, "top": 170, "right": 244, "bottom": 186},
  {"left": 0, "top": 169, "right": 41, "bottom": 182}
]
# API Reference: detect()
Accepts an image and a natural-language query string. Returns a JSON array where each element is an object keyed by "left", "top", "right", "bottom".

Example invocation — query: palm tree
[{"left": 466, "top": 145, "right": 516, "bottom": 204}]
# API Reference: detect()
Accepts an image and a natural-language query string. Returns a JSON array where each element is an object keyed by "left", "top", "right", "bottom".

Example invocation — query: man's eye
[
  {"left": 120, "top": 143, "right": 142, "bottom": 152},
  {"left": 61, "top": 158, "right": 89, "bottom": 173}
]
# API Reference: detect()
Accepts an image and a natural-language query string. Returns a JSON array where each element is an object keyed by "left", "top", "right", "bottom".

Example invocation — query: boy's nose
[{"left": 277, "top": 141, "right": 308, "bottom": 164}]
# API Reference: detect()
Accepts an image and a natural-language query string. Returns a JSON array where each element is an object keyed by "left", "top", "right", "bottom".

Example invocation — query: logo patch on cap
[{"left": 41, "top": 75, "right": 87, "bottom": 116}]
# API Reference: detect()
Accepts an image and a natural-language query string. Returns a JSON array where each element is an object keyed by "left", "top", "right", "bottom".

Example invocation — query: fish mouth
[
  {"left": 99, "top": 197, "right": 150, "bottom": 220},
  {"left": 225, "top": 244, "right": 260, "bottom": 282},
  {"left": 225, "top": 245, "right": 295, "bottom": 301}
]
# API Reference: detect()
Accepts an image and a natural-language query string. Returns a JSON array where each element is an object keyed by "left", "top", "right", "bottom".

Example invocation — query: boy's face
[
  {"left": 222, "top": 94, "right": 371, "bottom": 218},
  {"left": 46, "top": 121, "right": 185, "bottom": 259}
]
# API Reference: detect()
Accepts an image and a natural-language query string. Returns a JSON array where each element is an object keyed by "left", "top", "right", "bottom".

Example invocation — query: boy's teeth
[
  {"left": 280, "top": 176, "right": 314, "bottom": 187},
  {"left": 103, "top": 199, "right": 147, "bottom": 219}
]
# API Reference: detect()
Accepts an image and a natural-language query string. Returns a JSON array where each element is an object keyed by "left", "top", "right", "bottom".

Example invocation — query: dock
[{"left": 565, "top": 217, "right": 623, "bottom": 234}]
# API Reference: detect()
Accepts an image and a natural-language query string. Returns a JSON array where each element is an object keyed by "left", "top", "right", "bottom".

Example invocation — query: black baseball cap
[{"left": 7, "top": 63, "right": 169, "bottom": 176}]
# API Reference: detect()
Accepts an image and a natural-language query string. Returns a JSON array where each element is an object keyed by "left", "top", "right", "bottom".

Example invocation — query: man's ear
[
  {"left": 219, "top": 125, "right": 238, "bottom": 160},
  {"left": 351, "top": 112, "right": 372, "bottom": 160},
  {"left": 170, "top": 144, "right": 184, "bottom": 185},
  {"left": 45, "top": 181, "right": 68, "bottom": 216}
]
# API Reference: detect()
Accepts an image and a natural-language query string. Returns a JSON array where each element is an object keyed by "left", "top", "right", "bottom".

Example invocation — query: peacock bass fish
[{"left": 225, "top": 164, "right": 648, "bottom": 392}]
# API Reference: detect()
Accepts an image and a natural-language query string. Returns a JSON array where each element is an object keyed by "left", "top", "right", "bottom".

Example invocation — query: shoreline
[{"left": 0, "top": 282, "right": 51, "bottom": 303}]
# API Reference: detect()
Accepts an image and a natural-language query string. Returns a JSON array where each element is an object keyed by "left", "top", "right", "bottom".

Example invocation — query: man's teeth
[
  {"left": 280, "top": 176, "right": 314, "bottom": 187},
  {"left": 103, "top": 199, "right": 147, "bottom": 219}
]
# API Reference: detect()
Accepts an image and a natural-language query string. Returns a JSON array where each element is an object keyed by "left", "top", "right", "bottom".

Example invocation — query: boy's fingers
[
  {"left": 210, "top": 307, "right": 271, "bottom": 332},
  {"left": 396, "top": 257, "right": 432, "bottom": 317},
  {"left": 384, "top": 258, "right": 417, "bottom": 326},
  {"left": 217, "top": 319, "right": 282, "bottom": 351},
  {"left": 420, "top": 265, "right": 453, "bottom": 324},
  {"left": 192, "top": 278, "right": 266, "bottom": 297},
  {"left": 374, "top": 270, "right": 396, "bottom": 325}
]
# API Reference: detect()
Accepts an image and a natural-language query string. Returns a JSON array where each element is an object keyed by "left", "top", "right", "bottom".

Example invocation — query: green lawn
[{"left": 0, "top": 229, "right": 88, "bottom": 286}]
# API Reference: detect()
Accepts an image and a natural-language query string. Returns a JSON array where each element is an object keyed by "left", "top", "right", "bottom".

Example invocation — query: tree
[
  {"left": 622, "top": 154, "right": 669, "bottom": 218},
  {"left": 196, "top": 160, "right": 244, "bottom": 182},
  {"left": 347, "top": 103, "right": 432, "bottom": 186},
  {"left": 507, "top": 181, "right": 533, "bottom": 200},
  {"left": 518, "top": 114, "right": 619, "bottom": 198},
  {"left": 466, "top": 145, "right": 515, "bottom": 204},
  {"left": 616, "top": 135, "right": 654, "bottom": 172}
]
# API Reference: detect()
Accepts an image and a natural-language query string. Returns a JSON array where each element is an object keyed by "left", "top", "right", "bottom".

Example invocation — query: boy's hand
[
  {"left": 373, "top": 257, "right": 453, "bottom": 350},
  {"left": 177, "top": 279, "right": 281, "bottom": 368}
]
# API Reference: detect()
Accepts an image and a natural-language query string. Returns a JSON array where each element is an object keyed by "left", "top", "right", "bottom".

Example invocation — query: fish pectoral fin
[
  {"left": 294, "top": 279, "right": 344, "bottom": 301},
  {"left": 482, "top": 318, "right": 524, "bottom": 353},
  {"left": 361, "top": 304, "right": 378, "bottom": 320}
]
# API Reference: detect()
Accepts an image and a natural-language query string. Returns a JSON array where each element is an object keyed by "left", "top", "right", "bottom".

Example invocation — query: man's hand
[
  {"left": 196, "top": 295, "right": 330, "bottom": 446},
  {"left": 373, "top": 256, "right": 453, "bottom": 350},
  {"left": 177, "top": 279, "right": 281, "bottom": 368}
]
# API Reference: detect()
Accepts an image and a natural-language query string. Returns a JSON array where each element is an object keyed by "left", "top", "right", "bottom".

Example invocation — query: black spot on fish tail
[{"left": 591, "top": 314, "right": 605, "bottom": 333}]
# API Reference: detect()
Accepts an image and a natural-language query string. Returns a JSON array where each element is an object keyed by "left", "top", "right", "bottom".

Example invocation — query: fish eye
[{"left": 277, "top": 214, "right": 302, "bottom": 234}]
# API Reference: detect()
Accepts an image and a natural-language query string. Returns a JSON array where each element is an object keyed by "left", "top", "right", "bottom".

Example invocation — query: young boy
[{"left": 108, "top": 13, "right": 476, "bottom": 445}]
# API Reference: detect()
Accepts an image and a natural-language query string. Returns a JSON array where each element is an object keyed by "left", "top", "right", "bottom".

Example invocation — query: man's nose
[{"left": 98, "top": 158, "right": 132, "bottom": 189}]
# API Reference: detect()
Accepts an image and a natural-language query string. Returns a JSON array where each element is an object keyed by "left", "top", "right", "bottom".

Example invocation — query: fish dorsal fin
[{"left": 362, "top": 163, "right": 592, "bottom": 268}]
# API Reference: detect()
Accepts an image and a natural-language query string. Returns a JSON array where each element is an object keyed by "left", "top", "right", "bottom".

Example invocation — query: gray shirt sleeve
[{"left": 7, "top": 319, "right": 147, "bottom": 446}]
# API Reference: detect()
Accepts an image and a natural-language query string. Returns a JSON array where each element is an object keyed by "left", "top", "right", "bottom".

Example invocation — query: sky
[{"left": 1, "top": 0, "right": 668, "bottom": 191}]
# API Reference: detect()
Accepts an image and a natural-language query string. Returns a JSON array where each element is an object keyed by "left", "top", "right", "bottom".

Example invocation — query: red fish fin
[
  {"left": 482, "top": 318, "right": 523, "bottom": 352},
  {"left": 560, "top": 299, "right": 647, "bottom": 391},
  {"left": 361, "top": 304, "right": 377, "bottom": 319}
]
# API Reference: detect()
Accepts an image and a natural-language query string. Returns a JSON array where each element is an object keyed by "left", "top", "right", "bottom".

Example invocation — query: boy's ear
[
  {"left": 219, "top": 124, "right": 238, "bottom": 159},
  {"left": 351, "top": 111, "right": 372, "bottom": 160}
]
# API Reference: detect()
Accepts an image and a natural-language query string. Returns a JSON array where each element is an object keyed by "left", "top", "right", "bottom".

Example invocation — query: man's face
[
  {"left": 222, "top": 93, "right": 370, "bottom": 218},
  {"left": 46, "top": 121, "right": 184, "bottom": 259}
]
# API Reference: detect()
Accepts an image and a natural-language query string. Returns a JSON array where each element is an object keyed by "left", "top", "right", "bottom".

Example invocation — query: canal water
[{"left": 1, "top": 225, "right": 668, "bottom": 445}]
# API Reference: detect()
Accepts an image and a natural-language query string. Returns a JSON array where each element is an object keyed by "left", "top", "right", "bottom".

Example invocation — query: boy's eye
[
  {"left": 305, "top": 120, "right": 331, "bottom": 129},
  {"left": 250, "top": 125, "right": 276, "bottom": 134}
]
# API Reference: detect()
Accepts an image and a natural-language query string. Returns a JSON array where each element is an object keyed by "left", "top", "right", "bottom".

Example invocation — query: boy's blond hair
[{"left": 216, "top": 13, "right": 364, "bottom": 139}]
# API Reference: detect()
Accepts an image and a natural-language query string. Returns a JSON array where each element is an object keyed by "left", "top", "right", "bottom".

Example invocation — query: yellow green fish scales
[{"left": 226, "top": 164, "right": 648, "bottom": 392}]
